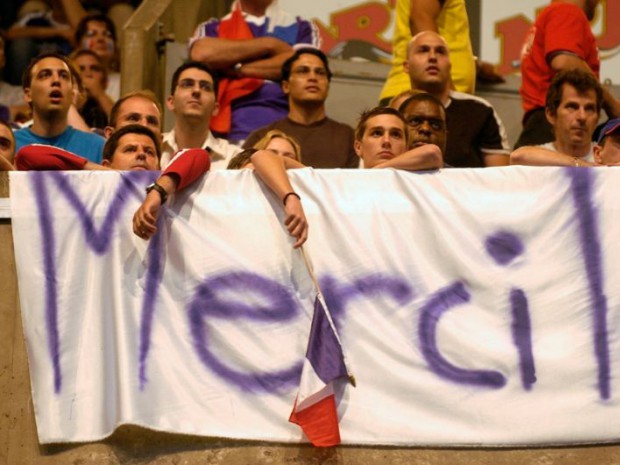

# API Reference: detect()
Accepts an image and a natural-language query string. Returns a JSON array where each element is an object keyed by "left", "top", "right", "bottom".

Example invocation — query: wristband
[
  {"left": 282, "top": 192, "right": 300, "bottom": 206},
  {"left": 146, "top": 182, "right": 168, "bottom": 205}
]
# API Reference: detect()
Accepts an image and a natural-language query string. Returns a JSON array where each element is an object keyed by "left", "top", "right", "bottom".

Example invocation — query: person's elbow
[
  {"left": 423, "top": 144, "right": 443, "bottom": 169},
  {"left": 189, "top": 39, "right": 214, "bottom": 64},
  {"left": 510, "top": 147, "right": 528, "bottom": 165},
  {"left": 549, "top": 53, "right": 590, "bottom": 73}
]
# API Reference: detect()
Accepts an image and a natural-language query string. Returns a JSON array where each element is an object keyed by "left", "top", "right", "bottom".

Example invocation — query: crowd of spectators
[
  {"left": 1, "top": 0, "right": 620, "bottom": 248},
  {"left": 0, "top": 0, "right": 132, "bottom": 126}
]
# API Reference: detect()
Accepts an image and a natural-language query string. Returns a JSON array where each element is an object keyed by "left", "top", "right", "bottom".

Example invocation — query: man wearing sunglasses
[
  {"left": 405, "top": 31, "right": 509, "bottom": 168},
  {"left": 354, "top": 104, "right": 443, "bottom": 171}
]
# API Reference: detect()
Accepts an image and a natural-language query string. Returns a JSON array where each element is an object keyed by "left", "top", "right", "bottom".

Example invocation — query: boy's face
[{"left": 355, "top": 114, "right": 407, "bottom": 168}]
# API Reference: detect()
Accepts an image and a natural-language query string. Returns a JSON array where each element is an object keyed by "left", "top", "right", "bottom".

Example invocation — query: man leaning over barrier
[
  {"left": 355, "top": 106, "right": 443, "bottom": 170},
  {"left": 510, "top": 69, "right": 602, "bottom": 167},
  {"left": 131, "top": 147, "right": 308, "bottom": 248},
  {"left": 510, "top": 118, "right": 620, "bottom": 168},
  {"left": 133, "top": 103, "right": 447, "bottom": 247},
  {"left": 16, "top": 124, "right": 165, "bottom": 171}
]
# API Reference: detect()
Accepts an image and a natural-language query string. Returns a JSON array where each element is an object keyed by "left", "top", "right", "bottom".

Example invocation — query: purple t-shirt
[{"left": 192, "top": 10, "right": 319, "bottom": 142}]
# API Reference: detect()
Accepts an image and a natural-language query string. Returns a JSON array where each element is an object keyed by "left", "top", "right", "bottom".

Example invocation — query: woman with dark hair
[
  {"left": 74, "top": 13, "right": 120, "bottom": 100},
  {"left": 70, "top": 49, "right": 114, "bottom": 128}
]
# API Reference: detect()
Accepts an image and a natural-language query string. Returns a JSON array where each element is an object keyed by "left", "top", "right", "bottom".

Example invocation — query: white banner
[{"left": 9, "top": 167, "right": 620, "bottom": 446}]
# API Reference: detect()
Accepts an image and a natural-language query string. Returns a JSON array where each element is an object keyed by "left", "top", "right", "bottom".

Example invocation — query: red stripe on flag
[{"left": 289, "top": 394, "right": 341, "bottom": 447}]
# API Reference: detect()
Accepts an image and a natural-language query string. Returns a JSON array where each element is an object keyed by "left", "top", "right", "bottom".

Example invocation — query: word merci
[{"left": 29, "top": 168, "right": 610, "bottom": 401}]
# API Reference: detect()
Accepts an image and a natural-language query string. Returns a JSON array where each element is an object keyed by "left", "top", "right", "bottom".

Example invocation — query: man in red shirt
[{"left": 516, "top": 0, "right": 619, "bottom": 148}]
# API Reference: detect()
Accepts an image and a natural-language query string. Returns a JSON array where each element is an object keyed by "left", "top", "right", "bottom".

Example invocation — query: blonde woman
[
  {"left": 228, "top": 129, "right": 305, "bottom": 169},
  {"left": 253, "top": 129, "right": 302, "bottom": 162},
  {"left": 135, "top": 146, "right": 308, "bottom": 248}
]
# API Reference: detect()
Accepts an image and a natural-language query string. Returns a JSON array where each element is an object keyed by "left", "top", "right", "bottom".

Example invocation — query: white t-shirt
[{"left": 540, "top": 141, "right": 595, "bottom": 162}]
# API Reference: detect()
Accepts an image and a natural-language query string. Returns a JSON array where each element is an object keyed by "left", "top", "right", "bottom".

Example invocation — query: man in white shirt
[
  {"left": 511, "top": 69, "right": 602, "bottom": 166},
  {"left": 511, "top": 118, "right": 620, "bottom": 168},
  {"left": 161, "top": 61, "right": 241, "bottom": 169}
]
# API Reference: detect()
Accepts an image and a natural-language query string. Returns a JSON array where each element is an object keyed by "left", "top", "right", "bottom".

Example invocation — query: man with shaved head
[{"left": 404, "top": 31, "right": 509, "bottom": 168}]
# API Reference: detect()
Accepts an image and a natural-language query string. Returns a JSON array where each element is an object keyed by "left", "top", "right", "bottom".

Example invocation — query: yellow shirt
[{"left": 379, "top": 0, "right": 476, "bottom": 102}]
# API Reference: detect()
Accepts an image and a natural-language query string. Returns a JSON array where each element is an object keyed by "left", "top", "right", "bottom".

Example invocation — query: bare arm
[
  {"left": 550, "top": 53, "right": 620, "bottom": 118},
  {"left": 602, "top": 87, "right": 620, "bottom": 119},
  {"left": 549, "top": 52, "right": 595, "bottom": 74},
  {"left": 93, "top": 91, "right": 114, "bottom": 118},
  {"left": 238, "top": 51, "right": 296, "bottom": 80},
  {"left": 251, "top": 150, "right": 308, "bottom": 248},
  {"left": 83, "top": 161, "right": 112, "bottom": 170},
  {"left": 58, "top": 0, "right": 87, "bottom": 30},
  {"left": 67, "top": 105, "right": 91, "bottom": 132},
  {"left": 476, "top": 59, "right": 505, "bottom": 84},
  {"left": 373, "top": 144, "right": 443, "bottom": 171},
  {"left": 82, "top": 76, "right": 114, "bottom": 117},
  {"left": 132, "top": 174, "right": 179, "bottom": 240},
  {"left": 409, "top": 0, "right": 441, "bottom": 34},
  {"left": 133, "top": 148, "right": 212, "bottom": 239},
  {"left": 484, "top": 153, "right": 510, "bottom": 167},
  {"left": 0, "top": 156, "right": 15, "bottom": 171},
  {"left": 409, "top": 0, "right": 465, "bottom": 90},
  {"left": 510, "top": 146, "right": 595, "bottom": 167},
  {"left": 6, "top": 26, "right": 74, "bottom": 42},
  {"left": 282, "top": 157, "right": 307, "bottom": 170},
  {"left": 189, "top": 36, "right": 292, "bottom": 70}
]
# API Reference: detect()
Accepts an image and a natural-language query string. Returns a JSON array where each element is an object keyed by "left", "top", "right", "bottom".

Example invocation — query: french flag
[{"left": 289, "top": 294, "right": 353, "bottom": 447}]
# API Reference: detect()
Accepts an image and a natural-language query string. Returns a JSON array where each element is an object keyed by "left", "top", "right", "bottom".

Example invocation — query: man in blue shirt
[{"left": 14, "top": 53, "right": 104, "bottom": 163}]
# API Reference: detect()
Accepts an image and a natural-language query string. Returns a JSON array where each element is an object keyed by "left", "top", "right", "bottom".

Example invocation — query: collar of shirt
[{"left": 161, "top": 129, "right": 242, "bottom": 169}]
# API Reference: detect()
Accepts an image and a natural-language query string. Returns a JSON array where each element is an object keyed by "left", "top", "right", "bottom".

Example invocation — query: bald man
[{"left": 405, "top": 31, "right": 509, "bottom": 167}]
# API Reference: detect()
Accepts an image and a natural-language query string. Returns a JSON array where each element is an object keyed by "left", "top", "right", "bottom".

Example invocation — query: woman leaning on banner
[{"left": 132, "top": 147, "right": 308, "bottom": 248}]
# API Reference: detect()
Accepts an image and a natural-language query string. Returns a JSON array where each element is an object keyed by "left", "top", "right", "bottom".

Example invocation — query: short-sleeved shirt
[
  {"left": 243, "top": 117, "right": 358, "bottom": 168},
  {"left": 190, "top": 8, "right": 320, "bottom": 142},
  {"left": 520, "top": 2, "right": 599, "bottom": 113},
  {"left": 14, "top": 126, "right": 105, "bottom": 164},
  {"left": 444, "top": 91, "right": 510, "bottom": 167}
]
